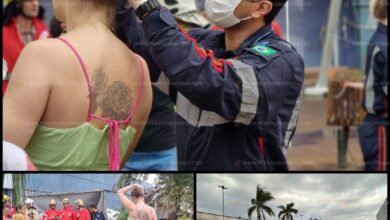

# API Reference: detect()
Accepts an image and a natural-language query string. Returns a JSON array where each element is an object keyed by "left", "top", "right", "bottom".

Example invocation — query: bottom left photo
[{"left": 2, "top": 173, "right": 194, "bottom": 220}]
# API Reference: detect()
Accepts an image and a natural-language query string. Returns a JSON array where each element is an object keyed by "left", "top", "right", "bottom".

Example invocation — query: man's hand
[
  {"left": 127, "top": 0, "right": 147, "bottom": 9},
  {"left": 133, "top": 184, "right": 143, "bottom": 189}
]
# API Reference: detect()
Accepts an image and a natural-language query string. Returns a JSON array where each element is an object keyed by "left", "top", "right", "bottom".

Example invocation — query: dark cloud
[{"left": 197, "top": 174, "right": 387, "bottom": 220}]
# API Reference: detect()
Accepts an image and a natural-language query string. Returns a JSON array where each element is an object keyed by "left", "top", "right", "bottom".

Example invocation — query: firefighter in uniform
[
  {"left": 43, "top": 200, "right": 59, "bottom": 220},
  {"left": 75, "top": 200, "right": 91, "bottom": 220},
  {"left": 3, "top": 195, "right": 16, "bottom": 220},
  {"left": 59, "top": 198, "right": 76, "bottom": 220},
  {"left": 116, "top": 0, "right": 304, "bottom": 171}
]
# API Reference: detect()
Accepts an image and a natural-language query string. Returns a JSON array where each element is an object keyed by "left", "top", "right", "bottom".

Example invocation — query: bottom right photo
[{"left": 196, "top": 174, "right": 387, "bottom": 220}]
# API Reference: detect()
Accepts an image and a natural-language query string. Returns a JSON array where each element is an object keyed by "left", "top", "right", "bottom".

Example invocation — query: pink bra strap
[
  {"left": 126, "top": 55, "right": 146, "bottom": 123},
  {"left": 56, "top": 39, "right": 146, "bottom": 171},
  {"left": 108, "top": 120, "right": 120, "bottom": 170},
  {"left": 57, "top": 37, "right": 94, "bottom": 121}
]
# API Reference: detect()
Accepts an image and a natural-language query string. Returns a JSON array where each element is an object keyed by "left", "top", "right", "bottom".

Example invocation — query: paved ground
[{"left": 287, "top": 95, "right": 364, "bottom": 171}]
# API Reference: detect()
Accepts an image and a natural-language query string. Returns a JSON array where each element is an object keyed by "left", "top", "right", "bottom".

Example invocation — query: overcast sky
[{"left": 197, "top": 174, "right": 387, "bottom": 220}]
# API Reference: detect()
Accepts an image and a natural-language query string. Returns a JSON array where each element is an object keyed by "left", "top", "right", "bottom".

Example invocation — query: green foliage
[
  {"left": 154, "top": 174, "right": 194, "bottom": 216},
  {"left": 114, "top": 174, "right": 148, "bottom": 191},
  {"left": 278, "top": 203, "right": 298, "bottom": 220},
  {"left": 248, "top": 185, "right": 275, "bottom": 220},
  {"left": 12, "top": 174, "right": 27, "bottom": 207},
  {"left": 116, "top": 207, "right": 129, "bottom": 220}
]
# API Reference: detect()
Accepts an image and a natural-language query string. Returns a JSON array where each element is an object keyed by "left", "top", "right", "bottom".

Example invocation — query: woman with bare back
[
  {"left": 3, "top": 0, "right": 153, "bottom": 171},
  {"left": 117, "top": 184, "right": 157, "bottom": 220}
]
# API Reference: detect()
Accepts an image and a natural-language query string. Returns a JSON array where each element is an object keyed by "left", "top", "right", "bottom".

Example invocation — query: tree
[
  {"left": 248, "top": 184, "right": 275, "bottom": 220},
  {"left": 277, "top": 203, "right": 298, "bottom": 220},
  {"left": 154, "top": 174, "right": 194, "bottom": 217},
  {"left": 114, "top": 174, "right": 148, "bottom": 191},
  {"left": 12, "top": 174, "right": 27, "bottom": 206}
]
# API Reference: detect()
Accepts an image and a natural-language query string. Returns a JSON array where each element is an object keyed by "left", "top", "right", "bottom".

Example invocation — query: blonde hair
[{"left": 370, "top": 0, "right": 387, "bottom": 20}]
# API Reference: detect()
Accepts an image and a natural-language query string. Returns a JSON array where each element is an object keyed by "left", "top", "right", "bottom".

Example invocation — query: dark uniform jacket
[
  {"left": 362, "top": 22, "right": 388, "bottom": 116},
  {"left": 116, "top": 7, "right": 305, "bottom": 171}
]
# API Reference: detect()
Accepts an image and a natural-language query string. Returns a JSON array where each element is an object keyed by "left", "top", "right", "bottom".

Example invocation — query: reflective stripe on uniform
[
  {"left": 284, "top": 92, "right": 303, "bottom": 148},
  {"left": 176, "top": 92, "right": 201, "bottom": 126},
  {"left": 176, "top": 92, "right": 229, "bottom": 127},
  {"left": 230, "top": 59, "right": 260, "bottom": 125},
  {"left": 365, "top": 46, "right": 381, "bottom": 114},
  {"left": 198, "top": 111, "right": 229, "bottom": 127},
  {"left": 155, "top": 72, "right": 170, "bottom": 95}
]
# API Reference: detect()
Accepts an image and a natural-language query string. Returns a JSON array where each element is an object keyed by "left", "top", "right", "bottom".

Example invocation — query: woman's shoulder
[
  {"left": 22, "top": 38, "right": 66, "bottom": 58},
  {"left": 22, "top": 38, "right": 76, "bottom": 66},
  {"left": 13, "top": 38, "right": 75, "bottom": 83}
]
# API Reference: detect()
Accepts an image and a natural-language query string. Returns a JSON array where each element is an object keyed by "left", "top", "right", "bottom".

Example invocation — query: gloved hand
[{"left": 127, "top": 0, "right": 148, "bottom": 9}]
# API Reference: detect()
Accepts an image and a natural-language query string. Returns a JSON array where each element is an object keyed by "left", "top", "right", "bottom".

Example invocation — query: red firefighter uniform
[
  {"left": 59, "top": 206, "right": 76, "bottom": 220},
  {"left": 43, "top": 209, "right": 59, "bottom": 220},
  {"left": 3, "top": 205, "right": 16, "bottom": 219},
  {"left": 76, "top": 208, "right": 90, "bottom": 220},
  {"left": 2, "top": 17, "right": 49, "bottom": 95}
]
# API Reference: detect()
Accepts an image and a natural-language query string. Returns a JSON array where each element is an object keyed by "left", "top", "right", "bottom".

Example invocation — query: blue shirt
[{"left": 92, "top": 210, "right": 104, "bottom": 220}]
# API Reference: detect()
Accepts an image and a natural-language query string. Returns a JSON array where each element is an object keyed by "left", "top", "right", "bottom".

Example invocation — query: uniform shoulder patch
[
  {"left": 249, "top": 45, "right": 277, "bottom": 56},
  {"left": 245, "top": 44, "right": 281, "bottom": 61}
]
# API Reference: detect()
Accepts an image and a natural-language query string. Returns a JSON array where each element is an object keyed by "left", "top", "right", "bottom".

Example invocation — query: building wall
[
  {"left": 376, "top": 198, "right": 387, "bottom": 220},
  {"left": 25, "top": 174, "right": 119, "bottom": 193},
  {"left": 25, "top": 174, "right": 121, "bottom": 210}
]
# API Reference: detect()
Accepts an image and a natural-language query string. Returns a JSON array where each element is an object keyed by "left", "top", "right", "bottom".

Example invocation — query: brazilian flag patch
[{"left": 249, "top": 45, "right": 277, "bottom": 56}]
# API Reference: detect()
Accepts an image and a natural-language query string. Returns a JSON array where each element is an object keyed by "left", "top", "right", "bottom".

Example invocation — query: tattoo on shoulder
[{"left": 91, "top": 68, "right": 134, "bottom": 120}]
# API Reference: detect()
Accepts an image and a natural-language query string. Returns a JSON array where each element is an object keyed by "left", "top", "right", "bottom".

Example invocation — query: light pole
[
  {"left": 301, "top": 214, "right": 303, "bottom": 220},
  {"left": 218, "top": 185, "right": 228, "bottom": 220}
]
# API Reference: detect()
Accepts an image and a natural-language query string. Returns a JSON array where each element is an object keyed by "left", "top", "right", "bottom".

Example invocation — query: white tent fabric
[{"left": 106, "top": 209, "right": 119, "bottom": 220}]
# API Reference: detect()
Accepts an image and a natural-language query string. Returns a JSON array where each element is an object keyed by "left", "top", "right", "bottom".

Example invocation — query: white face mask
[{"left": 205, "top": 0, "right": 252, "bottom": 29}]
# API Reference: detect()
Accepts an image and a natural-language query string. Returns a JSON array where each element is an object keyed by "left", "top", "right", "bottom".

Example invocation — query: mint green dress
[{"left": 25, "top": 124, "right": 136, "bottom": 170}]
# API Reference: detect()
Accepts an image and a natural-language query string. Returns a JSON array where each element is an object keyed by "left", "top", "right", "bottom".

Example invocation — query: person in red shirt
[
  {"left": 2, "top": 0, "right": 49, "bottom": 95},
  {"left": 75, "top": 200, "right": 91, "bottom": 220},
  {"left": 59, "top": 198, "right": 76, "bottom": 220},
  {"left": 3, "top": 195, "right": 16, "bottom": 220},
  {"left": 43, "top": 200, "right": 59, "bottom": 220}
]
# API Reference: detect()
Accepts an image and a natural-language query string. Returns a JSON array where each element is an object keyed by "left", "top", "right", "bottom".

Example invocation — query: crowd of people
[
  {"left": 3, "top": 184, "right": 156, "bottom": 220},
  {"left": 2, "top": 0, "right": 387, "bottom": 171},
  {"left": 3, "top": 195, "right": 105, "bottom": 220}
]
